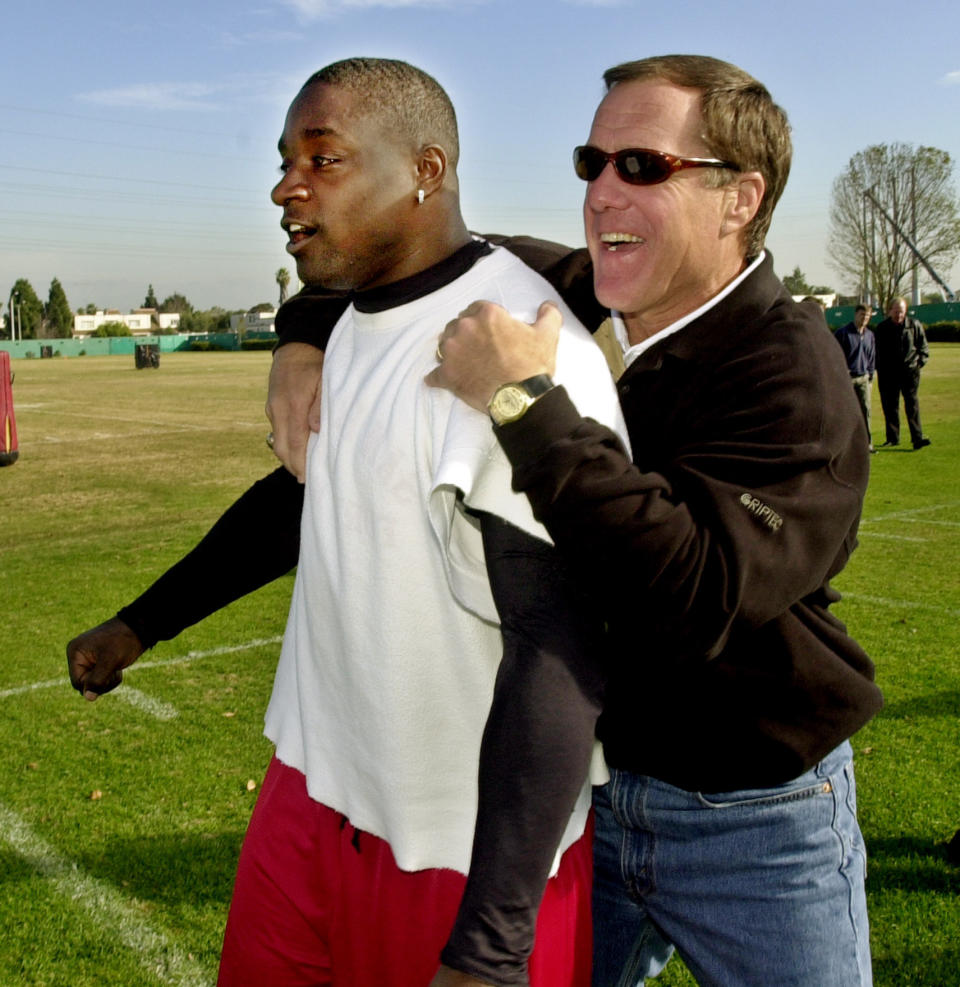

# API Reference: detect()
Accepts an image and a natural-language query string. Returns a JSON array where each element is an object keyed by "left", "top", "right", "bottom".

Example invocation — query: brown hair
[
  {"left": 303, "top": 57, "right": 459, "bottom": 167},
  {"left": 603, "top": 55, "right": 792, "bottom": 257}
]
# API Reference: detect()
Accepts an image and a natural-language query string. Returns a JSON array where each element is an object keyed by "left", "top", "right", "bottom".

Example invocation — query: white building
[
  {"left": 791, "top": 293, "right": 839, "bottom": 309},
  {"left": 230, "top": 310, "right": 277, "bottom": 333},
  {"left": 73, "top": 309, "right": 181, "bottom": 339}
]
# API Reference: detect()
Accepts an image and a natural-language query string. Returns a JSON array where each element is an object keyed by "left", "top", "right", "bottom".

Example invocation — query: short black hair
[{"left": 302, "top": 57, "right": 459, "bottom": 166}]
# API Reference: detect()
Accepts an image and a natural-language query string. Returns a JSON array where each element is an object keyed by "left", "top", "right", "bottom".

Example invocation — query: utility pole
[
  {"left": 910, "top": 167, "right": 919, "bottom": 304},
  {"left": 8, "top": 291, "right": 20, "bottom": 343},
  {"left": 890, "top": 175, "right": 898, "bottom": 290},
  {"left": 864, "top": 186, "right": 956, "bottom": 302},
  {"left": 860, "top": 194, "right": 869, "bottom": 303}
]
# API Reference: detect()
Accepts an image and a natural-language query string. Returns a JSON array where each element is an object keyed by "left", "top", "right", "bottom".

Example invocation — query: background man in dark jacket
[{"left": 875, "top": 296, "right": 931, "bottom": 449}]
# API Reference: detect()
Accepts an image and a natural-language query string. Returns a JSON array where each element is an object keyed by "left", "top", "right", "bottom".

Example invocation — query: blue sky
[{"left": 2, "top": 0, "right": 958, "bottom": 313}]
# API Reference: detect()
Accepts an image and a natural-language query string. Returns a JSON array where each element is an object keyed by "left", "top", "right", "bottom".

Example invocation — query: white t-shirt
[{"left": 264, "top": 245, "right": 629, "bottom": 874}]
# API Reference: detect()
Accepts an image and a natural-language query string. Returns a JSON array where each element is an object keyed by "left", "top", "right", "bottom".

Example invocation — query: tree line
[
  {"left": 2, "top": 281, "right": 277, "bottom": 340},
  {"left": 781, "top": 265, "right": 950, "bottom": 307},
  {"left": 3, "top": 278, "right": 72, "bottom": 339}
]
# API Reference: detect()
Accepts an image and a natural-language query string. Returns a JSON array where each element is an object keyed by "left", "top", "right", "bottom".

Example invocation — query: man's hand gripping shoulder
[
  {"left": 426, "top": 300, "right": 562, "bottom": 412},
  {"left": 266, "top": 342, "right": 325, "bottom": 483}
]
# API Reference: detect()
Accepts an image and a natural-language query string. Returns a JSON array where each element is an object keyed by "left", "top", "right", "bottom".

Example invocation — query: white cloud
[
  {"left": 77, "top": 82, "right": 224, "bottom": 112},
  {"left": 939, "top": 70, "right": 960, "bottom": 86},
  {"left": 277, "top": 0, "right": 467, "bottom": 18}
]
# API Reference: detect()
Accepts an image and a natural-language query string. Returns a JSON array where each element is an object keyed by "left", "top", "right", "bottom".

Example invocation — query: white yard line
[
  {"left": 858, "top": 532, "right": 928, "bottom": 542},
  {"left": 891, "top": 518, "right": 960, "bottom": 528},
  {"left": 134, "top": 637, "right": 283, "bottom": 672},
  {"left": 0, "top": 637, "right": 283, "bottom": 710},
  {"left": 115, "top": 686, "right": 179, "bottom": 721},
  {"left": 863, "top": 502, "right": 959, "bottom": 524},
  {"left": 0, "top": 677, "right": 75, "bottom": 700},
  {"left": 22, "top": 407, "right": 263, "bottom": 431},
  {"left": 840, "top": 593, "right": 960, "bottom": 618},
  {"left": 857, "top": 503, "right": 960, "bottom": 539},
  {"left": 0, "top": 803, "right": 215, "bottom": 987}
]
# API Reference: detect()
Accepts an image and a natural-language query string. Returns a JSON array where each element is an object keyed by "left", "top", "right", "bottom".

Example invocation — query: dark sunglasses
[{"left": 573, "top": 145, "right": 739, "bottom": 186}]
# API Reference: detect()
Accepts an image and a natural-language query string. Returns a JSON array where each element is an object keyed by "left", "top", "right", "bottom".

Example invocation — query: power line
[
  {"left": 0, "top": 162, "right": 262, "bottom": 194},
  {"left": 0, "top": 127, "right": 267, "bottom": 162},
  {"left": 0, "top": 102, "right": 256, "bottom": 140}
]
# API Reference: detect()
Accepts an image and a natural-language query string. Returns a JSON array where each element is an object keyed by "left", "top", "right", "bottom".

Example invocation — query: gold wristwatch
[{"left": 487, "top": 374, "right": 555, "bottom": 426}]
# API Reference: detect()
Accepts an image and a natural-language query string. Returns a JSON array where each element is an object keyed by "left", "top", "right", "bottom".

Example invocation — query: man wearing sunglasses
[{"left": 427, "top": 55, "right": 880, "bottom": 986}]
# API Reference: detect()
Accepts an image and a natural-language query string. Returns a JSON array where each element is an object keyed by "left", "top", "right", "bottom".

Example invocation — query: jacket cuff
[{"left": 494, "top": 385, "right": 585, "bottom": 470}]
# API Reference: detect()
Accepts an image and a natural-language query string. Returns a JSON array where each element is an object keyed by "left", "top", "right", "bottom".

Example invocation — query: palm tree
[{"left": 276, "top": 268, "right": 291, "bottom": 307}]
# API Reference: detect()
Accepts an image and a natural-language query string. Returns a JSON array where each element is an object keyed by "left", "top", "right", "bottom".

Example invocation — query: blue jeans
[{"left": 592, "top": 742, "right": 872, "bottom": 986}]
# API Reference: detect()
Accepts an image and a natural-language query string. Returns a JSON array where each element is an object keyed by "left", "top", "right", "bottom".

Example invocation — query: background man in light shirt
[{"left": 834, "top": 303, "right": 877, "bottom": 451}]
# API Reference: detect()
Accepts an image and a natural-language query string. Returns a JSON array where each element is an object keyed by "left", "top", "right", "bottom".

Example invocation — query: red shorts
[{"left": 218, "top": 756, "right": 592, "bottom": 986}]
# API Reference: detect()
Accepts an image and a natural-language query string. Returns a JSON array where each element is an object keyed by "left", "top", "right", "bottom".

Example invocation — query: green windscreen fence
[
  {"left": 825, "top": 301, "right": 960, "bottom": 330},
  {"left": 0, "top": 332, "right": 277, "bottom": 359}
]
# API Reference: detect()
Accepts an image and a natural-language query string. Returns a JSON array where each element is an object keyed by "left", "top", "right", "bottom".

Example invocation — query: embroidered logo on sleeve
[{"left": 740, "top": 492, "right": 783, "bottom": 532}]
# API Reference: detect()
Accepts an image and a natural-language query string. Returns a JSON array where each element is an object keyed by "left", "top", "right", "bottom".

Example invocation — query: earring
[{"left": 417, "top": 189, "right": 425, "bottom": 205}]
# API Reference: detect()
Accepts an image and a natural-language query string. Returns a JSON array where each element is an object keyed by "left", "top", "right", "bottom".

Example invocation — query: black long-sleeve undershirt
[
  {"left": 442, "top": 512, "right": 606, "bottom": 984},
  {"left": 117, "top": 467, "right": 303, "bottom": 648}
]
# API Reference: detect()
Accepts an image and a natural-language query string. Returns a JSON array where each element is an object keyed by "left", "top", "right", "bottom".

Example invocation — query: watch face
[{"left": 494, "top": 385, "right": 528, "bottom": 421}]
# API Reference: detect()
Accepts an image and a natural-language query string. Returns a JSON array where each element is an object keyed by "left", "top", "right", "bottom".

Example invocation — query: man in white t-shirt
[{"left": 68, "top": 57, "right": 627, "bottom": 987}]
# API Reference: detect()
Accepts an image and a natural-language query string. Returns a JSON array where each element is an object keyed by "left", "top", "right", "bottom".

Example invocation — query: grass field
[{"left": 1, "top": 348, "right": 958, "bottom": 986}]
